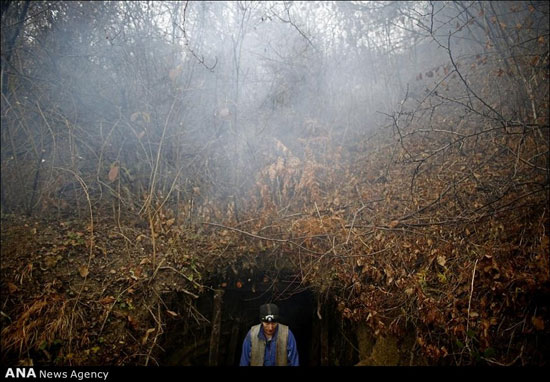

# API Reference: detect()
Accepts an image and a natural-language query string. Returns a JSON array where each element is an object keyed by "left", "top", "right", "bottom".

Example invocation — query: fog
[{"left": 1, "top": 1, "right": 548, "bottom": 220}]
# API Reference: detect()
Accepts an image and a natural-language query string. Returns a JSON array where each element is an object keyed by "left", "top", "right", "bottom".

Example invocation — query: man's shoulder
[
  {"left": 249, "top": 323, "right": 262, "bottom": 337},
  {"left": 250, "top": 323, "right": 261, "bottom": 330}
]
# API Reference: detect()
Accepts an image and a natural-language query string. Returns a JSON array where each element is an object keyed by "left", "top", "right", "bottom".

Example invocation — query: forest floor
[{"left": 0, "top": 212, "right": 206, "bottom": 366}]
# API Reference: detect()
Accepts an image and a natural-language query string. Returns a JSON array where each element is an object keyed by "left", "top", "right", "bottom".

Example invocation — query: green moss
[
  {"left": 355, "top": 324, "right": 427, "bottom": 366},
  {"left": 356, "top": 324, "right": 375, "bottom": 361},
  {"left": 357, "top": 335, "right": 400, "bottom": 366}
]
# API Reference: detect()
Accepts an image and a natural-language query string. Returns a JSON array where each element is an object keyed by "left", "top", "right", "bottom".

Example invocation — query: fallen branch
[
  {"left": 202, "top": 221, "right": 326, "bottom": 256},
  {"left": 202, "top": 222, "right": 288, "bottom": 242}
]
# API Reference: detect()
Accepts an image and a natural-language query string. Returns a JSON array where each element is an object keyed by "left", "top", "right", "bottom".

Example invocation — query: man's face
[{"left": 261, "top": 321, "right": 278, "bottom": 337}]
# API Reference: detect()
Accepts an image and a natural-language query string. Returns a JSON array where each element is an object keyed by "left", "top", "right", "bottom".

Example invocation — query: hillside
[{"left": 1, "top": 1, "right": 549, "bottom": 367}]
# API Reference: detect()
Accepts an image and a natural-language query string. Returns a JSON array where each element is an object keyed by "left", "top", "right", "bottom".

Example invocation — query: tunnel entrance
[
  {"left": 158, "top": 273, "right": 359, "bottom": 366},
  {"left": 216, "top": 286, "right": 314, "bottom": 366}
]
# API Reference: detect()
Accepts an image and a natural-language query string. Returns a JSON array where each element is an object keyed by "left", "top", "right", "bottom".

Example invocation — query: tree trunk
[
  {"left": 1, "top": 0, "right": 30, "bottom": 99},
  {"left": 208, "top": 289, "right": 224, "bottom": 366},
  {"left": 226, "top": 319, "right": 240, "bottom": 365}
]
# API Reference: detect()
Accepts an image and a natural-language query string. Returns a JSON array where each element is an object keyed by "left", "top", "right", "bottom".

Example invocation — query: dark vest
[{"left": 249, "top": 324, "right": 289, "bottom": 366}]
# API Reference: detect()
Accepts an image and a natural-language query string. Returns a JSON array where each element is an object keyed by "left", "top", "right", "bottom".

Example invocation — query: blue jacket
[{"left": 239, "top": 324, "right": 299, "bottom": 366}]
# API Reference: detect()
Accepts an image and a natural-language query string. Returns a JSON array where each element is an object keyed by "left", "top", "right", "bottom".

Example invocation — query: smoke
[{"left": 1, "top": 1, "right": 547, "bottom": 217}]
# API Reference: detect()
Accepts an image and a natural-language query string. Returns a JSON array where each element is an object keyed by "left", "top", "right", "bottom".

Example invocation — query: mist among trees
[{"left": 1, "top": 1, "right": 549, "bottom": 367}]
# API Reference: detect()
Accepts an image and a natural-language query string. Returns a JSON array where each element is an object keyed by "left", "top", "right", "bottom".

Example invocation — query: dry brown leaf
[
  {"left": 79, "top": 265, "right": 89, "bottom": 278},
  {"left": 532, "top": 316, "right": 545, "bottom": 331},
  {"left": 108, "top": 165, "right": 119, "bottom": 182},
  {"left": 437, "top": 255, "right": 446, "bottom": 267},
  {"left": 44, "top": 255, "right": 61, "bottom": 268},
  {"left": 142, "top": 328, "right": 156, "bottom": 345},
  {"left": 389, "top": 220, "right": 400, "bottom": 228},
  {"left": 166, "top": 310, "right": 178, "bottom": 317},
  {"left": 7, "top": 282, "right": 18, "bottom": 293},
  {"left": 99, "top": 296, "right": 116, "bottom": 305},
  {"left": 140, "top": 258, "right": 150, "bottom": 265},
  {"left": 127, "top": 315, "right": 139, "bottom": 330}
]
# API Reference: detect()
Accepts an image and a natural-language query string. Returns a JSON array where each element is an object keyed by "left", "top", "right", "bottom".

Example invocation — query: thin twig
[
  {"left": 465, "top": 258, "right": 478, "bottom": 350},
  {"left": 346, "top": 205, "right": 368, "bottom": 244},
  {"left": 145, "top": 303, "right": 163, "bottom": 366},
  {"left": 202, "top": 221, "right": 326, "bottom": 256}
]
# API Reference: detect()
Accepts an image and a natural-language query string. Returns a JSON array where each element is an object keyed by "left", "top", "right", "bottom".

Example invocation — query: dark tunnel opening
[
  {"left": 158, "top": 275, "right": 359, "bottom": 366},
  {"left": 218, "top": 287, "right": 315, "bottom": 366}
]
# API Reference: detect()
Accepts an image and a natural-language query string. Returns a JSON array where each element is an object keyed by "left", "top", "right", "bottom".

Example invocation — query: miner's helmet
[{"left": 259, "top": 303, "right": 279, "bottom": 323}]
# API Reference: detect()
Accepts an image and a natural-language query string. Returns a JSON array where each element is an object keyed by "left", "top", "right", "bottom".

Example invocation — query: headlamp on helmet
[
  {"left": 261, "top": 314, "right": 276, "bottom": 323},
  {"left": 259, "top": 303, "right": 279, "bottom": 323}
]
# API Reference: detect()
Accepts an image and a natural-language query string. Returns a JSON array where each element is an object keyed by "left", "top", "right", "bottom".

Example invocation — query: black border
[{"left": 0, "top": 365, "right": 544, "bottom": 381}]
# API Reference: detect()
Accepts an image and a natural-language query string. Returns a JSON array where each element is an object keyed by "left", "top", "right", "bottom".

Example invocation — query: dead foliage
[
  {"left": 1, "top": 293, "right": 71, "bottom": 359},
  {"left": 1, "top": 3, "right": 548, "bottom": 366}
]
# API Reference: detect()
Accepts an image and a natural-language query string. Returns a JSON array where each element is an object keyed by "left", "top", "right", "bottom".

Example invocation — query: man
[{"left": 239, "top": 303, "right": 299, "bottom": 366}]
